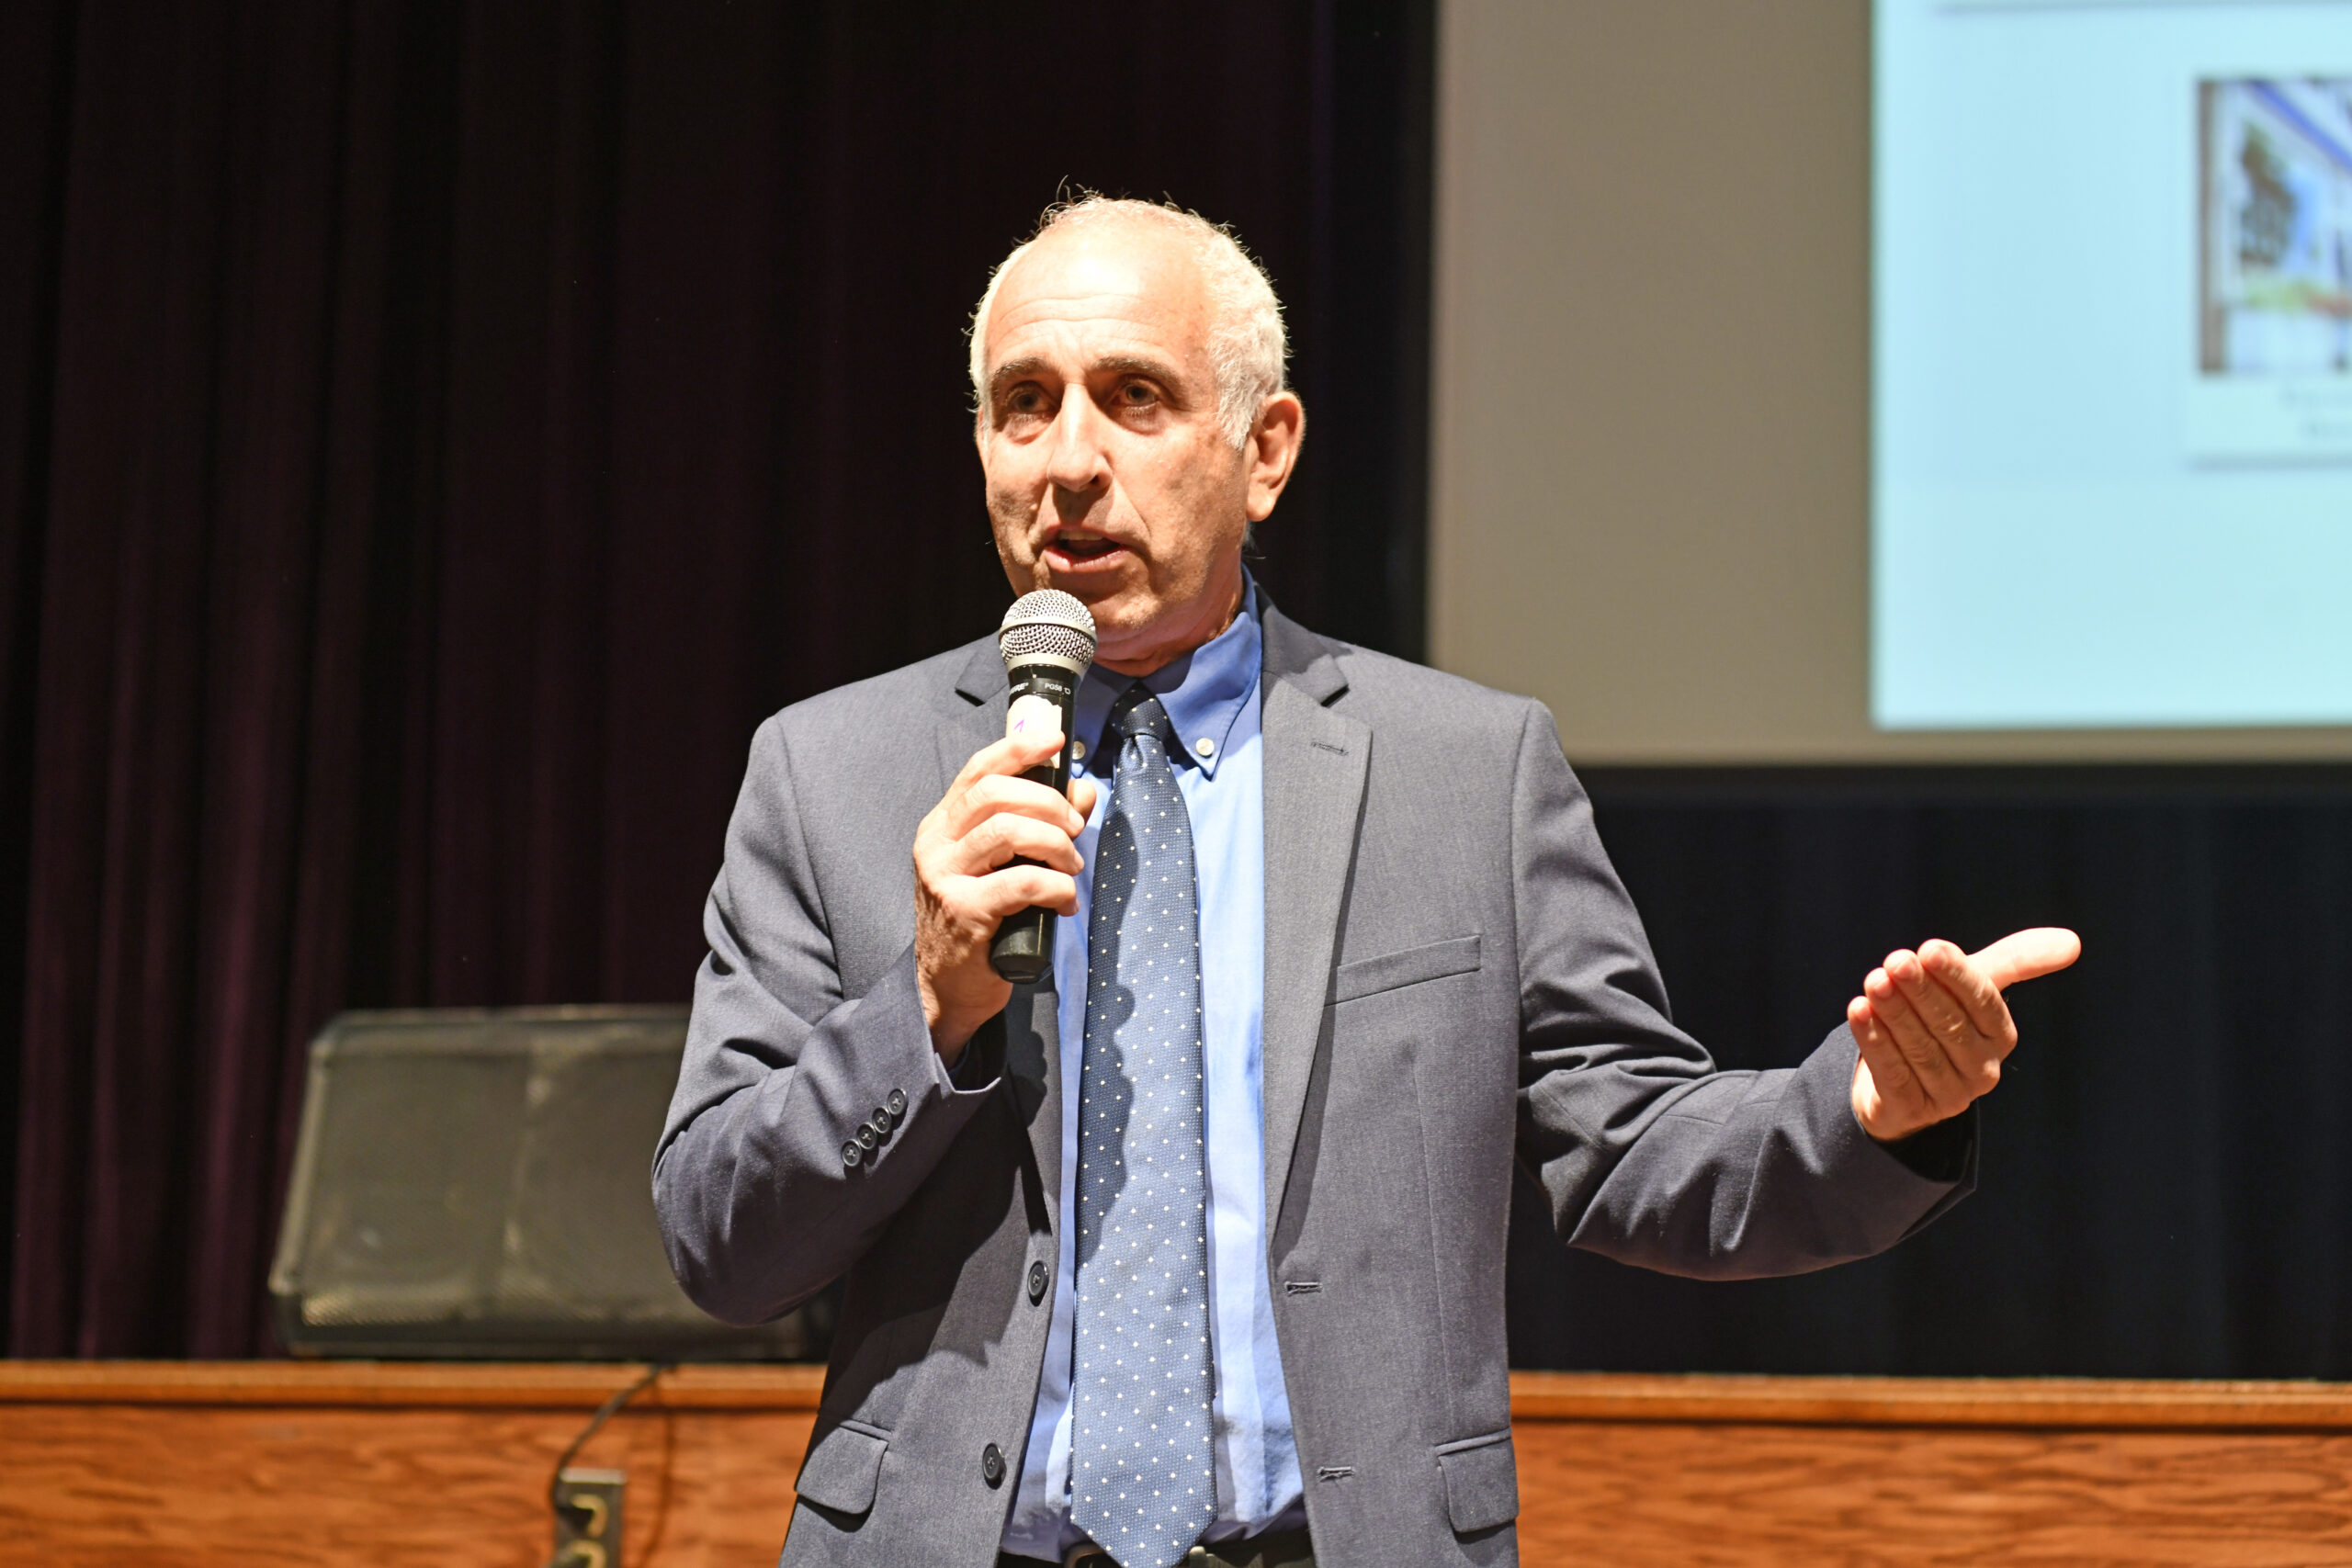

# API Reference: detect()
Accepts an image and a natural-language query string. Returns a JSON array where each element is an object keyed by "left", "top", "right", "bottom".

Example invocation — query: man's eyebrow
[
  {"left": 988, "top": 355, "right": 1053, "bottom": 394},
  {"left": 1089, "top": 354, "right": 1180, "bottom": 381},
  {"left": 987, "top": 353, "right": 1183, "bottom": 396}
]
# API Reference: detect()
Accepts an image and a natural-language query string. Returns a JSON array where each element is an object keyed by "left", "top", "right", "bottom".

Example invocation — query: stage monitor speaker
[{"left": 269, "top": 1006, "right": 827, "bottom": 1359}]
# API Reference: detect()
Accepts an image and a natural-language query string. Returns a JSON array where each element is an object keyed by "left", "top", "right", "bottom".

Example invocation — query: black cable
[{"left": 541, "top": 1361, "right": 673, "bottom": 1568}]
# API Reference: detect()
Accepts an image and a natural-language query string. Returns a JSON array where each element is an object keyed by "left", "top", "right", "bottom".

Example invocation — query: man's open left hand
[{"left": 1847, "top": 927, "right": 2081, "bottom": 1144}]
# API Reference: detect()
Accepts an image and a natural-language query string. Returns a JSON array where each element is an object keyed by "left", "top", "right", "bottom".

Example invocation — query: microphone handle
[{"left": 989, "top": 661, "right": 1080, "bottom": 984}]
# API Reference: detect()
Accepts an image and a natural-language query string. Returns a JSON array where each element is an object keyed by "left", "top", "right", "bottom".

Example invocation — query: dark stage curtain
[
  {"left": 1510, "top": 769, "right": 2352, "bottom": 1381},
  {"left": 0, "top": 0, "right": 1433, "bottom": 1356},
  {"left": 9, "top": 2, "right": 2352, "bottom": 1385}
]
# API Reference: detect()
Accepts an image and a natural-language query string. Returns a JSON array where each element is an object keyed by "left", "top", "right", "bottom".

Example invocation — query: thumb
[{"left": 1970, "top": 927, "right": 2082, "bottom": 991}]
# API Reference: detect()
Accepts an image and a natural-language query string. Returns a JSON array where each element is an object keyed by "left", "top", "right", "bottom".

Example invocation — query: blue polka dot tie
[{"left": 1069, "top": 685, "right": 1216, "bottom": 1568}]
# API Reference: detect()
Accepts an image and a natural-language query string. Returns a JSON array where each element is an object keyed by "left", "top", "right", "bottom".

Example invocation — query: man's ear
[{"left": 1244, "top": 391, "right": 1306, "bottom": 524}]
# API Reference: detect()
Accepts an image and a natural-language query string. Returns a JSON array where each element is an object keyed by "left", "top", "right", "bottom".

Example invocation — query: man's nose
[{"left": 1044, "top": 390, "right": 1109, "bottom": 494}]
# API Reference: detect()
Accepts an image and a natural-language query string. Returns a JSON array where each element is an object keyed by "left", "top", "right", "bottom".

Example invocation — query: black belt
[{"left": 999, "top": 1529, "right": 1316, "bottom": 1568}]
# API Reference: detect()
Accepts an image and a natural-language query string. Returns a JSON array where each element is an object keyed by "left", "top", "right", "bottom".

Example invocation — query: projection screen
[{"left": 1429, "top": 0, "right": 2352, "bottom": 762}]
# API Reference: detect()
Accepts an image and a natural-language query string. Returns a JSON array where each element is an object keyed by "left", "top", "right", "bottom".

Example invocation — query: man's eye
[{"left": 1120, "top": 383, "right": 1156, "bottom": 405}]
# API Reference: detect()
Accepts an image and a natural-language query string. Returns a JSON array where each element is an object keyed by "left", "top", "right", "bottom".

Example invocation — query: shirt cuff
[
  {"left": 1880, "top": 1103, "right": 1977, "bottom": 1184},
  {"left": 936, "top": 1009, "right": 1008, "bottom": 1092}
]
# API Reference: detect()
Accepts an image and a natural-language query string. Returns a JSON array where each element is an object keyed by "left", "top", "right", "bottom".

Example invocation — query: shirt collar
[{"left": 1073, "top": 570, "right": 1261, "bottom": 780}]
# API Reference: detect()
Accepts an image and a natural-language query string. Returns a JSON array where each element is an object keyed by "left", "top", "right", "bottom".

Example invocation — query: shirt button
[
  {"left": 1193, "top": 736, "right": 1216, "bottom": 758},
  {"left": 840, "top": 1142, "right": 862, "bottom": 1169},
  {"left": 886, "top": 1088, "right": 907, "bottom": 1117},
  {"left": 1027, "top": 1260, "right": 1048, "bottom": 1304},
  {"left": 980, "top": 1442, "right": 1006, "bottom": 1486}
]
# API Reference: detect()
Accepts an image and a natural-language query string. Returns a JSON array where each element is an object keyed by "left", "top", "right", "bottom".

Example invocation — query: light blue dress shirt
[{"left": 999, "top": 580, "right": 1306, "bottom": 1562}]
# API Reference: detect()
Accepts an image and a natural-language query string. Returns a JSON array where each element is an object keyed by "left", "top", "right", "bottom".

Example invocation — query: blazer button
[
  {"left": 854, "top": 1122, "right": 879, "bottom": 1151},
  {"left": 1027, "top": 1260, "right": 1048, "bottom": 1304},
  {"left": 870, "top": 1106, "right": 894, "bottom": 1136},
  {"left": 886, "top": 1088, "right": 907, "bottom": 1117},
  {"left": 840, "top": 1142, "right": 862, "bottom": 1169},
  {"left": 981, "top": 1442, "right": 1006, "bottom": 1487}
]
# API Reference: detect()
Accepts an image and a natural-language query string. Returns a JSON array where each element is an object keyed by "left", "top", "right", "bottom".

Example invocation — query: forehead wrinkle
[
  {"left": 988, "top": 295, "right": 1187, "bottom": 360},
  {"left": 989, "top": 229, "right": 1206, "bottom": 326},
  {"left": 993, "top": 284, "right": 1149, "bottom": 322},
  {"left": 985, "top": 315, "right": 1199, "bottom": 394},
  {"left": 990, "top": 349, "right": 1183, "bottom": 389},
  {"left": 983, "top": 230, "right": 1213, "bottom": 398}
]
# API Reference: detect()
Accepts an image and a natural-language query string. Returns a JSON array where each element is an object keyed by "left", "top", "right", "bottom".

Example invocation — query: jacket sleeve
[
  {"left": 1509, "top": 701, "right": 1973, "bottom": 1279},
  {"left": 651, "top": 715, "right": 1006, "bottom": 1325}
]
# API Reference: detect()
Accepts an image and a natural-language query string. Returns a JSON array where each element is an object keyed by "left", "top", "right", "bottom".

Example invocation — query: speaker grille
[{"left": 270, "top": 1007, "right": 826, "bottom": 1359}]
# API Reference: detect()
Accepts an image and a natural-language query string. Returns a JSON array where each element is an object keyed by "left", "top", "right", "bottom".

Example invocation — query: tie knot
[{"left": 1109, "top": 683, "right": 1173, "bottom": 746}]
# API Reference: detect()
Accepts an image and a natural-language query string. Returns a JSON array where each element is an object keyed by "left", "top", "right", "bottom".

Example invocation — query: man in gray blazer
[{"left": 654, "top": 197, "right": 2078, "bottom": 1568}]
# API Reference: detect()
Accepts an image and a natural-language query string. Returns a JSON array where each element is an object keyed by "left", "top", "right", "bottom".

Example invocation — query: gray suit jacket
[{"left": 654, "top": 594, "right": 1973, "bottom": 1567}]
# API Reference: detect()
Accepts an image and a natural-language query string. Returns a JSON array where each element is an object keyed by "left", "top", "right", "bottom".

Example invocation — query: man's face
[{"left": 976, "top": 220, "right": 1291, "bottom": 675}]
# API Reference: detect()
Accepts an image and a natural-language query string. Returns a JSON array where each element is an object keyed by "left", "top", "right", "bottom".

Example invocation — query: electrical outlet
[{"left": 552, "top": 1468, "right": 626, "bottom": 1568}]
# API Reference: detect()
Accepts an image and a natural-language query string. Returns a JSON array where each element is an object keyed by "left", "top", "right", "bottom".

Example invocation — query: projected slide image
[
  {"left": 2189, "top": 77, "right": 2352, "bottom": 461},
  {"left": 1876, "top": 0, "right": 2352, "bottom": 732}
]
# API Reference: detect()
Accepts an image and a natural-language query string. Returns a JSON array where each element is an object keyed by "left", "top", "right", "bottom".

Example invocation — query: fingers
[
  {"left": 944, "top": 728, "right": 1070, "bottom": 802},
  {"left": 917, "top": 856, "right": 1079, "bottom": 1054},
  {"left": 1861, "top": 953, "right": 1973, "bottom": 1109},
  {"left": 1848, "top": 994, "right": 1929, "bottom": 1136},
  {"left": 919, "top": 855, "right": 1081, "bottom": 931},
  {"left": 919, "top": 731, "right": 1094, "bottom": 904},
  {"left": 1888, "top": 947, "right": 1972, "bottom": 1037},
  {"left": 1917, "top": 939, "right": 2009, "bottom": 1038},
  {"left": 940, "top": 810, "right": 1086, "bottom": 877},
  {"left": 950, "top": 863, "right": 1081, "bottom": 920},
  {"left": 943, "top": 761, "right": 1087, "bottom": 842},
  {"left": 1890, "top": 944, "right": 2014, "bottom": 1065},
  {"left": 1970, "top": 927, "right": 2082, "bottom": 990},
  {"left": 918, "top": 730, "right": 1091, "bottom": 1053},
  {"left": 1848, "top": 928, "right": 2074, "bottom": 1140}
]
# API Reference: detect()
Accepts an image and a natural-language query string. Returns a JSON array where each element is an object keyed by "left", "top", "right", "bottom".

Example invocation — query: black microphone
[{"left": 989, "top": 589, "right": 1098, "bottom": 983}]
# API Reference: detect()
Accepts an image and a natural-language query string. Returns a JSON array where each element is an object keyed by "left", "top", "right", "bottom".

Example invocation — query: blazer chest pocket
[
  {"left": 796, "top": 1419, "right": 889, "bottom": 1517},
  {"left": 1332, "top": 933, "right": 1482, "bottom": 1004}
]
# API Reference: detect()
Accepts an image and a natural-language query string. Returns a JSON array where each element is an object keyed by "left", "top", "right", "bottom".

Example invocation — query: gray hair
[{"left": 967, "top": 197, "right": 1289, "bottom": 449}]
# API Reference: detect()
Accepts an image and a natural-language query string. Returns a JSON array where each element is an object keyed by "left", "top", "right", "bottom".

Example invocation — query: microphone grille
[{"left": 999, "top": 589, "right": 1098, "bottom": 668}]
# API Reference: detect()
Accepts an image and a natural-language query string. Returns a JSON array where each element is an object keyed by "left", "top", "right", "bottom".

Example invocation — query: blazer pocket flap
[
  {"left": 1333, "top": 934, "right": 1482, "bottom": 1004},
  {"left": 1435, "top": 1431, "right": 1518, "bottom": 1534},
  {"left": 795, "top": 1421, "right": 888, "bottom": 1516}
]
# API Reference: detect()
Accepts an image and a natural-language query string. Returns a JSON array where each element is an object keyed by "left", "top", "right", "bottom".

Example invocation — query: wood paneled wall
[{"left": 6, "top": 1364, "right": 2352, "bottom": 1565}]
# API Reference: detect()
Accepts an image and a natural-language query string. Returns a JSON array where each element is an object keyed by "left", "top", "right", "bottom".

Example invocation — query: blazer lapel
[
  {"left": 942, "top": 638, "right": 1010, "bottom": 786},
  {"left": 1257, "top": 604, "right": 1369, "bottom": 1233}
]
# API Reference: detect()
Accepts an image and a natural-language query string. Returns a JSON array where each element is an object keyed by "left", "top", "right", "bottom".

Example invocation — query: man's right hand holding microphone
[{"left": 912, "top": 724, "right": 1097, "bottom": 1066}]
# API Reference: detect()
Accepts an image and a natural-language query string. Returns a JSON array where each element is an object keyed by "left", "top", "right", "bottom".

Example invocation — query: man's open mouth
[{"left": 1046, "top": 534, "right": 1128, "bottom": 567}]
